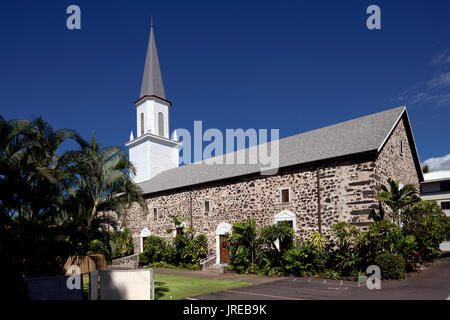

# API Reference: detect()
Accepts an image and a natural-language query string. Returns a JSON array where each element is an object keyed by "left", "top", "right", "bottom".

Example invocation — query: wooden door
[
  {"left": 219, "top": 235, "right": 230, "bottom": 263},
  {"left": 142, "top": 237, "right": 148, "bottom": 252}
]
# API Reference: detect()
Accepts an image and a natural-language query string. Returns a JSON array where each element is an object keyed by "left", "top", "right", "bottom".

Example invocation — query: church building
[{"left": 121, "top": 24, "right": 423, "bottom": 266}]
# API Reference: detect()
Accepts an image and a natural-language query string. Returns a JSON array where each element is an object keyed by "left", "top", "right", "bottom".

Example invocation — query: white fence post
[{"left": 150, "top": 268, "right": 155, "bottom": 300}]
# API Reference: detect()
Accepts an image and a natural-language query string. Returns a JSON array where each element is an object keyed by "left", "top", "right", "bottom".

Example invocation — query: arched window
[
  {"left": 158, "top": 112, "right": 164, "bottom": 137},
  {"left": 140, "top": 113, "right": 145, "bottom": 136}
]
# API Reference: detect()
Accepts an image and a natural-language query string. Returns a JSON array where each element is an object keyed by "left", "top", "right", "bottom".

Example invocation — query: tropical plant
[
  {"left": 358, "top": 220, "right": 405, "bottom": 265},
  {"left": 112, "top": 228, "right": 134, "bottom": 258},
  {"left": 376, "top": 178, "right": 420, "bottom": 223},
  {"left": 307, "top": 232, "right": 327, "bottom": 251},
  {"left": 0, "top": 114, "right": 149, "bottom": 298},
  {"left": 330, "top": 222, "right": 362, "bottom": 276},
  {"left": 375, "top": 253, "right": 406, "bottom": 279},
  {"left": 87, "top": 239, "right": 110, "bottom": 259},
  {"left": 0, "top": 115, "right": 87, "bottom": 298},
  {"left": 229, "top": 218, "right": 259, "bottom": 272},
  {"left": 258, "top": 221, "right": 295, "bottom": 251},
  {"left": 402, "top": 200, "right": 450, "bottom": 260}
]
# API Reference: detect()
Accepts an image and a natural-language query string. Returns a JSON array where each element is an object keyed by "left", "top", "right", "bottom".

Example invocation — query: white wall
[
  {"left": 136, "top": 99, "right": 170, "bottom": 139},
  {"left": 99, "top": 270, "right": 152, "bottom": 300},
  {"left": 149, "top": 140, "right": 179, "bottom": 179},
  {"left": 129, "top": 140, "right": 151, "bottom": 183}
]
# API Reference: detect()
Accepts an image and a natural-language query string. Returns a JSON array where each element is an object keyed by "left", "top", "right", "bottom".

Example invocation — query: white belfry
[{"left": 126, "top": 22, "right": 181, "bottom": 183}]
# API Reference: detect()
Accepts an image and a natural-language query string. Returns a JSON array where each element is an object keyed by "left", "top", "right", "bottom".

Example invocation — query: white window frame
[
  {"left": 279, "top": 187, "right": 291, "bottom": 203},
  {"left": 273, "top": 211, "right": 296, "bottom": 250},
  {"left": 140, "top": 228, "right": 151, "bottom": 253},
  {"left": 172, "top": 221, "right": 186, "bottom": 238},
  {"left": 204, "top": 199, "right": 211, "bottom": 215}
]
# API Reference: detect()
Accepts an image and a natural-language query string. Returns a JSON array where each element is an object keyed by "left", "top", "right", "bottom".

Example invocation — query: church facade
[{"left": 120, "top": 25, "right": 423, "bottom": 265}]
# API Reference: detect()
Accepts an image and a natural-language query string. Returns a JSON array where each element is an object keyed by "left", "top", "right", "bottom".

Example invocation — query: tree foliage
[
  {"left": 376, "top": 178, "right": 420, "bottom": 223},
  {"left": 0, "top": 115, "right": 146, "bottom": 298}
]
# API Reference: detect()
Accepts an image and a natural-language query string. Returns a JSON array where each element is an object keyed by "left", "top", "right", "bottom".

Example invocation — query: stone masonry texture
[{"left": 105, "top": 114, "right": 421, "bottom": 257}]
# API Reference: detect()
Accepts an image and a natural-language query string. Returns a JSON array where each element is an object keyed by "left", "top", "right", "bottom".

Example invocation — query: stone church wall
[{"left": 119, "top": 114, "right": 420, "bottom": 257}]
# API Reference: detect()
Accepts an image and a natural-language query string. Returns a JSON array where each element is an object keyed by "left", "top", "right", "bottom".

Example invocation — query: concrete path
[{"left": 188, "top": 256, "right": 450, "bottom": 300}]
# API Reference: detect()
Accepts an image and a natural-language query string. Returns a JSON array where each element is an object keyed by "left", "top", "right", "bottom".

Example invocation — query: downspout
[
  {"left": 189, "top": 190, "right": 193, "bottom": 237},
  {"left": 317, "top": 167, "right": 322, "bottom": 234}
]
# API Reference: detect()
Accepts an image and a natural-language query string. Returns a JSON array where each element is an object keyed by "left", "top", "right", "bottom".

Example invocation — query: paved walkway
[{"left": 185, "top": 256, "right": 450, "bottom": 300}]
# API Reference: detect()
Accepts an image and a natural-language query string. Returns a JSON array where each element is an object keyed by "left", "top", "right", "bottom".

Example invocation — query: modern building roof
[
  {"left": 423, "top": 170, "right": 450, "bottom": 183},
  {"left": 139, "top": 24, "right": 166, "bottom": 100},
  {"left": 136, "top": 106, "right": 423, "bottom": 195}
]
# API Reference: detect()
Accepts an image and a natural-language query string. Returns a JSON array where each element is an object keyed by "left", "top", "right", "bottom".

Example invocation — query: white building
[
  {"left": 125, "top": 23, "right": 181, "bottom": 183},
  {"left": 421, "top": 170, "right": 450, "bottom": 217}
]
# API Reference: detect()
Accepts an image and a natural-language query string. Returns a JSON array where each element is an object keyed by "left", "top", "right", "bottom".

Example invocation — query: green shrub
[
  {"left": 403, "top": 200, "right": 450, "bottom": 261},
  {"left": 163, "top": 243, "right": 177, "bottom": 264},
  {"left": 298, "top": 240, "right": 330, "bottom": 274},
  {"left": 138, "top": 252, "right": 149, "bottom": 265},
  {"left": 138, "top": 233, "right": 208, "bottom": 269},
  {"left": 375, "top": 253, "right": 406, "bottom": 279},
  {"left": 399, "top": 235, "right": 421, "bottom": 272},
  {"left": 307, "top": 233, "right": 327, "bottom": 251},
  {"left": 281, "top": 246, "right": 306, "bottom": 276},
  {"left": 87, "top": 239, "right": 110, "bottom": 259},
  {"left": 113, "top": 228, "right": 134, "bottom": 258},
  {"left": 143, "top": 236, "right": 166, "bottom": 263},
  {"left": 229, "top": 219, "right": 259, "bottom": 273},
  {"left": 173, "top": 234, "right": 190, "bottom": 264},
  {"left": 330, "top": 222, "right": 362, "bottom": 276},
  {"left": 358, "top": 220, "right": 404, "bottom": 265},
  {"left": 180, "top": 234, "right": 208, "bottom": 269},
  {"left": 259, "top": 221, "right": 295, "bottom": 251}
]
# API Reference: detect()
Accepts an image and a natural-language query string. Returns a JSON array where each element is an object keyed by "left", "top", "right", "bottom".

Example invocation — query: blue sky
[{"left": 1, "top": 0, "right": 449, "bottom": 169}]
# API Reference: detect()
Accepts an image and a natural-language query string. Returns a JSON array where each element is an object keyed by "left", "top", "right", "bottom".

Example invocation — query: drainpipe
[
  {"left": 317, "top": 167, "right": 322, "bottom": 234},
  {"left": 189, "top": 190, "right": 193, "bottom": 237}
]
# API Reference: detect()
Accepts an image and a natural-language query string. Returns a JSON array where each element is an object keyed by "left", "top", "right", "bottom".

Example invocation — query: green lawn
[
  {"left": 82, "top": 272, "right": 252, "bottom": 300},
  {"left": 154, "top": 273, "right": 252, "bottom": 300}
]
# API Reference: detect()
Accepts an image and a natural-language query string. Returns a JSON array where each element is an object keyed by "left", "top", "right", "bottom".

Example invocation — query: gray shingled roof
[
  {"left": 137, "top": 106, "right": 407, "bottom": 195},
  {"left": 140, "top": 25, "right": 166, "bottom": 99}
]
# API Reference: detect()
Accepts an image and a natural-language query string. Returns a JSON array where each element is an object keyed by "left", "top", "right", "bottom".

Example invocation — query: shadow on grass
[{"left": 155, "top": 281, "right": 170, "bottom": 300}]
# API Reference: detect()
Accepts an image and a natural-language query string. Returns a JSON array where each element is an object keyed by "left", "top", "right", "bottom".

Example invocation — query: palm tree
[
  {"left": 230, "top": 218, "right": 258, "bottom": 268},
  {"left": 60, "top": 133, "right": 147, "bottom": 253},
  {"left": 0, "top": 115, "right": 88, "bottom": 296},
  {"left": 376, "top": 178, "right": 420, "bottom": 224}
]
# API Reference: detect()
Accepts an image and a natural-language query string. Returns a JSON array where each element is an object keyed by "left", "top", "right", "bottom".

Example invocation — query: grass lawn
[{"left": 154, "top": 273, "right": 252, "bottom": 300}]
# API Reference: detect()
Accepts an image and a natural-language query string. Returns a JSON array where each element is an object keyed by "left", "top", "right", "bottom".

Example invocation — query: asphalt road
[{"left": 190, "top": 257, "right": 450, "bottom": 300}]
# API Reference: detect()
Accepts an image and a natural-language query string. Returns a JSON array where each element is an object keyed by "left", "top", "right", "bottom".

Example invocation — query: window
[
  {"left": 204, "top": 200, "right": 210, "bottom": 214},
  {"left": 400, "top": 139, "right": 404, "bottom": 156},
  {"left": 140, "top": 113, "right": 145, "bottom": 136},
  {"left": 280, "top": 188, "right": 290, "bottom": 203},
  {"left": 158, "top": 112, "right": 164, "bottom": 137},
  {"left": 441, "top": 201, "right": 450, "bottom": 210},
  {"left": 441, "top": 182, "right": 450, "bottom": 192},
  {"left": 153, "top": 207, "right": 158, "bottom": 220}
]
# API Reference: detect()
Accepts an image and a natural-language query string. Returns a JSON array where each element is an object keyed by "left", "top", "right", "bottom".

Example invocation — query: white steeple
[{"left": 126, "top": 20, "right": 181, "bottom": 183}]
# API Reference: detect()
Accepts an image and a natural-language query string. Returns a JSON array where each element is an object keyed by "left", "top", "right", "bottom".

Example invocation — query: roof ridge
[{"left": 178, "top": 105, "right": 407, "bottom": 168}]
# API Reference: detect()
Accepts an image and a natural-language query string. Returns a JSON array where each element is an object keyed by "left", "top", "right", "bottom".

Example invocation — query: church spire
[{"left": 139, "top": 19, "right": 166, "bottom": 100}]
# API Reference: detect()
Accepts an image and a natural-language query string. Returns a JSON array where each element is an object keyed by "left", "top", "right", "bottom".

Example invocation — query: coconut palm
[
  {"left": 0, "top": 115, "right": 88, "bottom": 297},
  {"left": 376, "top": 178, "right": 420, "bottom": 224},
  {"left": 60, "top": 133, "right": 147, "bottom": 253}
]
